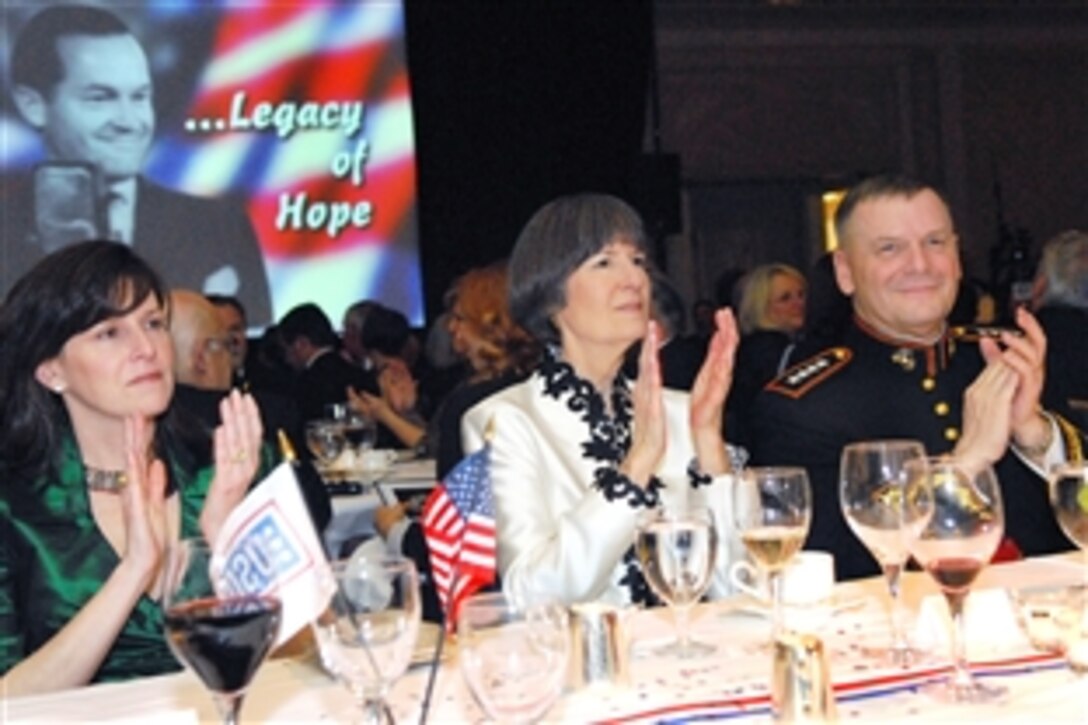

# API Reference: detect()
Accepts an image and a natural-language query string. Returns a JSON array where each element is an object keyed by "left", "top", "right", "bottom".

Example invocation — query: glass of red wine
[
  {"left": 905, "top": 456, "right": 1006, "bottom": 703},
  {"left": 162, "top": 537, "right": 282, "bottom": 725}
]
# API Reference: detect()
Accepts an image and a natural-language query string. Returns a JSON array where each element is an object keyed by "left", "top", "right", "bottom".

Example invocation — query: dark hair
[
  {"left": 834, "top": 174, "right": 948, "bottom": 245},
  {"left": 359, "top": 304, "right": 411, "bottom": 358},
  {"left": 11, "top": 5, "right": 133, "bottom": 95},
  {"left": 277, "top": 303, "right": 337, "bottom": 348},
  {"left": 0, "top": 240, "right": 170, "bottom": 478},
  {"left": 205, "top": 294, "right": 246, "bottom": 323},
  {"left": 509, "top": 193, "right": 650, "bottom": 345}
]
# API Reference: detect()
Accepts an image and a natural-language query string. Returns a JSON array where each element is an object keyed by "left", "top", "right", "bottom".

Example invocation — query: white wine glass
[
  {"left": 732, "top": 467, "right": 812, "bottom": 639},
  {"left": 906, "top": 456, "right": 1005, "bottom": 703},
  {"left": 840, "top": 439, "right": 933, "bottom": 666},
  {"left": 635, "top": 506, "right": 718, "bottom": 658},
  {"left": 313, "top": 555, "right": 421, "bottom": 725},
  {"left": 458, "top": 592, "right": 570, "bottom": 724},
  {"left": 1049, "top": 461, "right": 1088, "bottom": 552},
  {"left": 162, "top": 538, "right": 282, "bottom": 725}
]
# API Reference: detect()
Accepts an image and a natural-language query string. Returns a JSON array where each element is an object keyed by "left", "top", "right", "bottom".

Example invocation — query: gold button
[
  {"left": 944, "top": 427, "right": 959, "bottom": 441},
  {"left": 922, "top": 377, "right": 936, "bottom": 391},
  {"left": 934, "top": 401, "right": 950, "bottom": 416}
]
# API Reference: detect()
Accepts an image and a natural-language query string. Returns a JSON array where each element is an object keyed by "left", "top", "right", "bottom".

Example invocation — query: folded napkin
[{"left": 912, "top": 587, "right": 1030, "bottom": 657}]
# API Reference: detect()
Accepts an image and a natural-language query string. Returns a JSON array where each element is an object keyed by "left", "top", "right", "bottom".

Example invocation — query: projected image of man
[{"left": 5, "top": 5, "right": 272, "bottom": 324}]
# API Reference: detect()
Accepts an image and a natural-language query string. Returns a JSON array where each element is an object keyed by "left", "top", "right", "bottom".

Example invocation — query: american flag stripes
[{"left": 421, "top": 445, "right": 496, "bottom": 626}]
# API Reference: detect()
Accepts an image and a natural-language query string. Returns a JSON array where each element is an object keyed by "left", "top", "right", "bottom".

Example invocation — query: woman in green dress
[{"left": 0, "top": 241, "right": 263, "bottom": 695}]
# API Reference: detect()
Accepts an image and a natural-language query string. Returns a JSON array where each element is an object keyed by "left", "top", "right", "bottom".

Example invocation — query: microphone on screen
[{"left": 31, "top": 161, "right": 105, "bottom": 253}]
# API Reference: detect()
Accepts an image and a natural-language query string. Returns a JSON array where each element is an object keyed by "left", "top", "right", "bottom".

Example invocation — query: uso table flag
[
  {"left": 212, "top": 462, "right": 336, "bottom": 646},
  {"left": 421, "top": 444, "right": 496, "bottom": 626}
]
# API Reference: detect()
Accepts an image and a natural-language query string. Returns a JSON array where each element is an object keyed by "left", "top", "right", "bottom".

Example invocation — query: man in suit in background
[
  {"left": 169, "top": 289, "right": 331, "bottom": 532},
  {"left": 277, "top": 303, "right": 379, "bottom": 424},
  {"left": 5, "top": 5, "right": 272, "bottom": 324}
]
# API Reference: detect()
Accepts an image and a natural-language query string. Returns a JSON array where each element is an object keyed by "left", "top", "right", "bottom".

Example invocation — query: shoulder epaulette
[
  {"left": 765, "top": 347, "right": 852, "bottom": 399},
  {"left": 1056, "top": 413, "right": 1085, "bottom": 464}
]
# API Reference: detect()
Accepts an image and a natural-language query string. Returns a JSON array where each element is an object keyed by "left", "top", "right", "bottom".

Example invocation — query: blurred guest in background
[
  {"left": 206, "top": 294, "right": 249, "bottom": 388},
  {"left": 169, "top": 290, "right": 234, "bottom": 392},
  {"left": 650, "top": 273, "right": 707, "bottom": 391},
  {"left": 1032, "top": 229, "right": 1088, "bottom": 428},
  {"left": 0, "top": 241, "right": 262, "bottom": 694},
  {"left": 341, "top": 300, "right": 379, "bottom": 370},
  {"left": 277, "top": 303, "right": 377, "bottom": 424},
  {"left": 346, "top": 304, "right": 427, "bottom": 450},
  {"left": 169, "top": 291, "right": 329, "bottom": 532},
  {"left": 728, "top": 263, "right": 808, "bottom": 446}
]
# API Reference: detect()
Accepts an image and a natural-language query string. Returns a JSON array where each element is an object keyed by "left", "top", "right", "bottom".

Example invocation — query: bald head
[{"left": 169, "top": 289, "right": 233, "bottom": 390}]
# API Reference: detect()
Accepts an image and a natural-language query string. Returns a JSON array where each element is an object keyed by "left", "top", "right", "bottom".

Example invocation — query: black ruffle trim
[{"left": 593, "top": 467, "right": 663, "bottom": 509}]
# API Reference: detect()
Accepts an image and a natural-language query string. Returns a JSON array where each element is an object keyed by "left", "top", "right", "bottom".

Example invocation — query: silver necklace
[{"left": 85, "top": 467, "right": 127, "bottom": 493}]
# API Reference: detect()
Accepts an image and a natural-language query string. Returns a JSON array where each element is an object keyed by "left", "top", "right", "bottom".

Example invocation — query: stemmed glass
[
  {"left": 306, "top": 419, "right": 347, "bottom": 467},
  {"left": 342, "top": 412, "right": 378, "bottom": 456},
  {"left": 732, "top": 467, "right": 812, "bottom": 639},
  {"left": 635, "top": 506, "right": 718, "bottom": 658},
  {"left": 314, "top": 555, "right": 421, "bottom": 724},
  {"left": 458, "top": 592, "right": 570, "bottom": 724},
  {"left": 1049, "top": 461, "right": 1088, "bottom": 551},
  {"left": 1048, "top": 461, "right": 1088, "bottom": 671},
  {"left": 840, "top": 439, "right": 934, "bottom": 666},
  {"left": 905, "top": 456, "right": 1006, "bottom": 703},
  {"left": 162, "top": 537, "right": 283, "bottom": 725}
]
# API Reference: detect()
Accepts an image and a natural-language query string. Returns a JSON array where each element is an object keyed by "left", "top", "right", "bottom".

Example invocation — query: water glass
[{"left": 458, "top": 592, "right": 570, "bottom": 724}]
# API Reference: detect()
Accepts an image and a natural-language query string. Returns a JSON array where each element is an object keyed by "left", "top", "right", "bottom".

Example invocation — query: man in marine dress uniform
[{"left": 750, "top": 174, "right": 1083, "bottom": 580}]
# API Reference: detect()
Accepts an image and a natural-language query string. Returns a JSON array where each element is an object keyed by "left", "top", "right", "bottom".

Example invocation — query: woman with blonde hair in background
[{"left": 729, "top": 263, "right": 808, "bottom": 445}]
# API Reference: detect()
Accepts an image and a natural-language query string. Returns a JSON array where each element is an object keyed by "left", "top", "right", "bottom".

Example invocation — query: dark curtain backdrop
[{"left": 405, "top": 1, "right": 655, "bottom": 322}]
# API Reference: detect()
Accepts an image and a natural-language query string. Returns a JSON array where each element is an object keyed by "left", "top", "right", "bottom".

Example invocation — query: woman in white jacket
[{"left": 462, "top": 194, "right": 743, "bottom": 607}]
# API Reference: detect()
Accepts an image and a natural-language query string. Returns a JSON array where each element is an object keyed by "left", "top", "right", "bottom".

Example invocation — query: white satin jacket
[{"left": 461, "top": 364, "right": 742, "bottom": 607}]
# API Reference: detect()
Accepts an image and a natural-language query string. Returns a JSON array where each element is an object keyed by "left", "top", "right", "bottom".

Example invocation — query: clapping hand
[
  {"left": 955, "top": 357, "right": 1018, "bottom": 470},
  {"left": 378, "top": 358, "right": 418, "bottom": 414},
  {"left": 119, "top": 414, "right": 168, "bottom": 595},
  {"left": 201, "top": 389, "right": 263, "bottom": 545},
  {"left": 689, "top": 308, "right": 739, "bottom": 475},
  {"left": 979, "top": 307, "right": 1052, "bottom": 453},
  {"left": 621, "top": 320, "right": 667, "bottom": 487}
]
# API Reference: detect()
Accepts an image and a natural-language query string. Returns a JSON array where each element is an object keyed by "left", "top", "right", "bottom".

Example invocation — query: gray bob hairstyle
[{"left": 508, "top": 193, "right": 650, "bottom": 345}]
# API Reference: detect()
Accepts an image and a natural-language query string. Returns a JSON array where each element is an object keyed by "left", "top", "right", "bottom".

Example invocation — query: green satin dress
[{"left": 0, "top": 437, "right": 213, "bottom": 682}]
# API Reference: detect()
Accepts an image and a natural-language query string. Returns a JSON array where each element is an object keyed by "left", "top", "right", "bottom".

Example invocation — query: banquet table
[
  {"left": 6, "top": 553, "right": 1087, "bottom": 723},
  {"left": 321, "top": 457, "right": 436, "bottom": 557}
]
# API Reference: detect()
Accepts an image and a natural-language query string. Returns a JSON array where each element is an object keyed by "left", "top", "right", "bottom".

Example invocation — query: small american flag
[{"left": 421, "top": 444, "right": 496, "bottom": 627}]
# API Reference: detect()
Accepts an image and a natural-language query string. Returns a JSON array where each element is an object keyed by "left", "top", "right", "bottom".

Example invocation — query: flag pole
[{"left": 419, "top": 418, "right": 496, "bottom": 723}]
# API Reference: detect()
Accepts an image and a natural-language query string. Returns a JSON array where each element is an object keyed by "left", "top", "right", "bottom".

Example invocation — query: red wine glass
[
  {"left": 162, "top": 537, "right": 282, "bottom": 725},
  {"left": 906, "top": 457, "right": 1005, "bottom": 703}
]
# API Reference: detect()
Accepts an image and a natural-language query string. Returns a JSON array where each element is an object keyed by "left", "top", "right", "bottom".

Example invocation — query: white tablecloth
[
  {"left": 322, "top": 458, "right": 436, "bottom": 558},
  {"left": 7, "top": 554, "right": 1088, "bottom": 723}
]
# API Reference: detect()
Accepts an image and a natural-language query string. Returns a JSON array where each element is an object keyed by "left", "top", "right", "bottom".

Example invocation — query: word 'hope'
[{"left": 277, "top": 192, "right": 373, "bottom": 239}]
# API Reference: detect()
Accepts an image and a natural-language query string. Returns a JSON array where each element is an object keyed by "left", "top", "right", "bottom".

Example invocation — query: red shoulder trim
[{"left": 765, "top": 348, "right": 852, "bottom": 400}]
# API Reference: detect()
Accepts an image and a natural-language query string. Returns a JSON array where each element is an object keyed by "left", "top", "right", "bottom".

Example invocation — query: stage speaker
[{"left": 627, "top": 153, "right": 681, "bottom": 237}]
